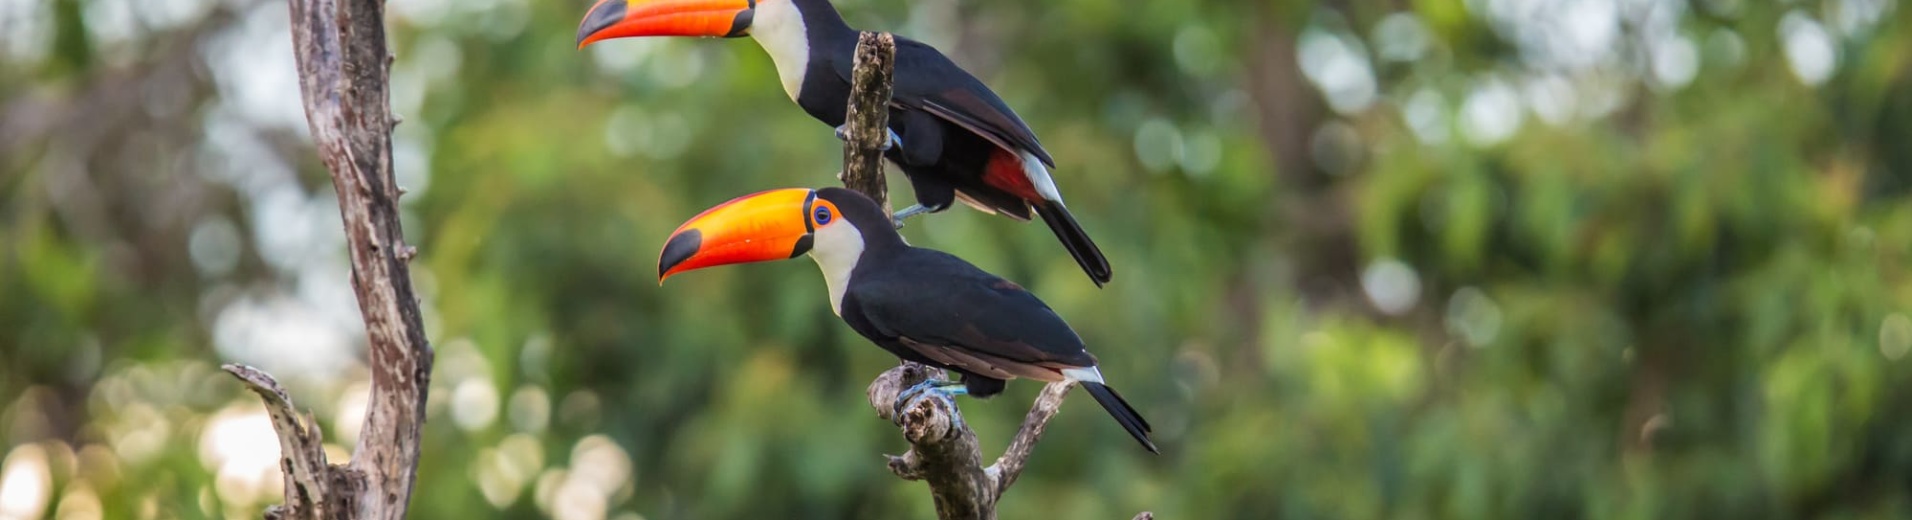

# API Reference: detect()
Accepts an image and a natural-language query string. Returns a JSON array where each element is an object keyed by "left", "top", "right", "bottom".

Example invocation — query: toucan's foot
[
  {"left": 893, "top": 204, "right": 933, "bottom": 220},
  {"left": 890, "top": 204, "right": 933, "bottom": 229},
  {"left": 891, "top": 379, "right": 968, "bottom": 423},
  {"left": 834, "top": 124, "right": 901, "bottom": 151}
]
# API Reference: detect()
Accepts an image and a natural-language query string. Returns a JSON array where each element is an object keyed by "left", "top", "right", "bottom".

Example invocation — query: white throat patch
[
  {"left": 748, "top": 1, "right": 810, "bottom": 101},
  {"left": 807, "top": 218, "right": 864, "bottom": 315}
]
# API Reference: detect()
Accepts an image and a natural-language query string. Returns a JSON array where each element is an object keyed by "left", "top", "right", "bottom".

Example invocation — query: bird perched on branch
[
  {"left": 580, "top": 0, "right": 1113, "bottom": 287},
  {"left": 658, "top": 187, "right": 1155, "bottom": 452}
]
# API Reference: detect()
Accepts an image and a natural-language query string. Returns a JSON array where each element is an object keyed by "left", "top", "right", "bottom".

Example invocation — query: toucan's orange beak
[
  {"left": 577, "top": 0, "right": 755, "bottom": 48},
  {"left": 659, "top": 189, "right": 817, "bottom": 281}
]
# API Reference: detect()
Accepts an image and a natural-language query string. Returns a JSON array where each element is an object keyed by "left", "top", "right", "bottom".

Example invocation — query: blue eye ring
[{"left": 813, "top": 205, "right": 833, "bottom": 225}]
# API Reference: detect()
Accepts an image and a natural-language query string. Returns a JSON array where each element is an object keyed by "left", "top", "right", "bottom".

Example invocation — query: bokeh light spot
[
  {"left": 0, "top": 444, "right": 52, "bottom": 520},
  {"left": 453, "top": 378, "right": 502, "bottom": 431},
  {"left": 1361, "top": 259, "right": 1422, "bottom": 315},
  {"left": 1298, "top": 28, "right": 1377, "bottom": 114},
  {"left": 1780, "top": 11, "right": 1837, "bottom": 86},
  {"left": 1460, "top": 78, "right": 1523, "bottom": 147},
  {"left": 1881, "top": 314, "right": 1912, "bottom": 361},
  {"left": 1445, "top": 288, "right": 1504, "bottom": 348}
]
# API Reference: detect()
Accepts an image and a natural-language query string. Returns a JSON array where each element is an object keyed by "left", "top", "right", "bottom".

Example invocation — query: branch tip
[{"left": 223, "top": 363, "right": 335, "bottom": 519}]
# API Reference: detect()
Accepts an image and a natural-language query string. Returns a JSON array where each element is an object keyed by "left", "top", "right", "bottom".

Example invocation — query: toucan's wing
[
  {"left": 845, "top": 37, "right": 1056, "bottom": 168},
  {"left": 849, "top": 250, "right": 1094, "bottom": 373}
]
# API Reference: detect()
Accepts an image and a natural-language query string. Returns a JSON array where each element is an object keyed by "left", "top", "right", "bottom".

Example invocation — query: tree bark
[
  {"left": 839, "top": 32, "right": 894, "bottom": 212},
  {"left": 224, "top": 0, "right": 434, "bottom": 518},
  {"left": 839, "top": 31, "right": 1124, "bottom": 520}
]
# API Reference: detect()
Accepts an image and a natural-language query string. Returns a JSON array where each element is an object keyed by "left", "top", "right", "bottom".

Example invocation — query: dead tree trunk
[
  {"left": 837, "top": 32, "right": 1141, "bottom": 520},
  {"left": 223, "top": 0, "right": 434, "bottom": 518}
]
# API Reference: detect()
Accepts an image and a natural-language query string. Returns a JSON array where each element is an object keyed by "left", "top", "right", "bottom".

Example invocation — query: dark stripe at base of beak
[{"left": 724, "top": 9, "right": 753, "bottom": 37}]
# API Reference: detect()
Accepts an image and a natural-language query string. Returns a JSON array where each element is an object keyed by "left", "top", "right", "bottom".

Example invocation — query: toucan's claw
[
  {"left": 891, "top": 204, "right": 932, "bottom": 229},
  {"left": 891, "top": 379, "right": 967, "bottom": 423},
  {"left": 895, "top": 390, "right": 966, "bottom": 428},
  {"left": 940, "top": 392, "right": 966, "bottom": 429},
  {"left": 893, "top": 204, "right": 932, "bottom": 220},
  {"left": 834, "top": 124, "right": 901, "bottom": 152},
  {"left": 892, "top": 379, "right": 938, "bottom": 419}
]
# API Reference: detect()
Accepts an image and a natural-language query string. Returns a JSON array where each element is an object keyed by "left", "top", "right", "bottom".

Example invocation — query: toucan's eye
[{"left": 813, "top": 206, "right": 833, "bottom": 225}]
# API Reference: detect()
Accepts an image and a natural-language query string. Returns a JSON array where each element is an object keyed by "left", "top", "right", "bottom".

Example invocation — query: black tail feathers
[
  {"left": 1081, "top": 381, "right": 1156, "bottom": 453},
  {"left": 1034, "top": 201, "right": 1112, "bottom": 287}
]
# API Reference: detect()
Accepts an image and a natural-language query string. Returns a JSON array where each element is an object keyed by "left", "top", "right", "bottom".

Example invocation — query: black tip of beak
[
  {"left": 577, "top": 1, "right": 627, "bottom": 47},
  {"left": 658, "top": 229, "right": 702, "bottom": 279}
]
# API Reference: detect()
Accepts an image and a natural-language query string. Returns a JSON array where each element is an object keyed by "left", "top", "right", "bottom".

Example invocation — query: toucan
[
  {"left": 580, "top": 0, "right": 1114, "bottom": 287},
  {"left": 658, "top": 187, "right": 1155, "bottom": 452}
]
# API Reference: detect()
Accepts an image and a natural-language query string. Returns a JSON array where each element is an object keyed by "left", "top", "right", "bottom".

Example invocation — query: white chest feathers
[
  {"left": 806, "top": 219, "right": 864, "bottom": 315},
  {"left": 748, "top": 1, "right": 811, "bottom": 101}
]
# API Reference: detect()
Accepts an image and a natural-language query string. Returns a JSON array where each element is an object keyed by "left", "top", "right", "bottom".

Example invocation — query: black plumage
[
  {"left": 781, "top": 1, "right": 1114, "bottom": 286},
  {"left": 816, "top": 188, "right": 1154, "bottom": 452}
]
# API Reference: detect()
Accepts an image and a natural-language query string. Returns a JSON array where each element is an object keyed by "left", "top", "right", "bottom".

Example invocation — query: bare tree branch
[
  {"left": 866, "top": 363, "right": 995, "bottom": 518},
  {"left": 839, "top": 31, "right": 1090, "bottom": 520},
  {"left": 226, "top": 0, "right": 434, "bottom": 518},
  {"left": 223, "top": 365, "right": 353, "bottom": 520},
  {"left": 840, "top": 31, "right": 894, "bottom": 212},
  {"left": 985, "top": 381, "right": 1075, "bottom": 493}
]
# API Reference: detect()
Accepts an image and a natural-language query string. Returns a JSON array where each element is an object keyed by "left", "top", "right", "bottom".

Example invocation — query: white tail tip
[{"left": 1061, "top": 366, "right": 1105, "bottom": 384}]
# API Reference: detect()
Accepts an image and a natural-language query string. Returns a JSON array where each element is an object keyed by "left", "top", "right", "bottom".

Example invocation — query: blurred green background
[{"left": 4, "top": 0, "right": 1912, "bottom": 518}]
